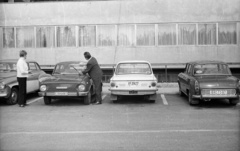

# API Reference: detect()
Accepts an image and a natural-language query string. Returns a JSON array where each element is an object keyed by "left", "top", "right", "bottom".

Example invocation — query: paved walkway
[{"left": 103, "top": 83, "right": 179, "bottom": 94}]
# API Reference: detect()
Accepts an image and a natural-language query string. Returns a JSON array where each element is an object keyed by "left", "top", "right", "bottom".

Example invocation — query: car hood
[
  {"left": 0, "top": 72, "right": 16, "bottom": 80},
  {"left": 111, "top": 74, "right": 157, "bottom": 81},
  {"left": 40, "top": 74, "right": 87, "bottom": 84},
  {"left": 195, "top": 75, "right": 238, "bottom": 88}
]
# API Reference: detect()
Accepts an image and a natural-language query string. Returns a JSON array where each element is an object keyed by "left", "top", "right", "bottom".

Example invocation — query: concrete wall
[{"left": 0, "top": 0, "right": 240, "bottom": 65}]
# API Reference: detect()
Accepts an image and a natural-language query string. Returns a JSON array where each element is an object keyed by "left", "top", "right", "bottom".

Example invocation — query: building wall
[{"left": 0, "top": 0, "right": 240, "bottom": 65}]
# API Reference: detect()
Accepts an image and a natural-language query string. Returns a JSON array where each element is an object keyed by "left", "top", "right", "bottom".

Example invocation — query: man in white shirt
[{"left": 17, "top": 50, "right": 31, "bottom": 107}]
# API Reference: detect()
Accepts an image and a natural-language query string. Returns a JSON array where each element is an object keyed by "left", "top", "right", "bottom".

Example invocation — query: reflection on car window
[
  {"left": 116, "top": 63, "right": 152, "bottom": 75},
  {"left": 194, "top": 64, "right": 230, "bottom": 75},
  {"left": 0, "top": 63, "right": 17, "bottom": 72}
]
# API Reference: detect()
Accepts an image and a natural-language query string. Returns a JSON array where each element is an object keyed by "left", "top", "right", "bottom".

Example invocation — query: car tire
[
  {"left": 6, "top": 88, "right": 18, "bottom": 105},
  {"left": 229, "top": 98, "right": 239, "bottom": 106},
  {"left": 44, "top": 96, "right": 52, "bottom": 105},
  {"left": 178, "top": 83, "right": 184, "bottom": 96},
  {"left": 188, "top": 91, "right": 199, "bottom": 105},
  {"left": 84, "top": 91, "right": 91, "bottom": 105}
]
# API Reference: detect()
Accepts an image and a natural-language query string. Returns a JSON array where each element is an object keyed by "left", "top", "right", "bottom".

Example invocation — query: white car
[{"left": 109, "top": 60, "right": 158, "bottom": 103}]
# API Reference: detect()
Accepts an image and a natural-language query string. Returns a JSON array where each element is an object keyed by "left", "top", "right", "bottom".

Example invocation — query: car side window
[
  {"left": 184, "top": 64, "right": 189, "bottom": 73},
  {"left": 28, "top": 63, "right": 37, "bottom": 71},
  {"left": 187, "top": 65, "right": 192, "bottom": 75}
]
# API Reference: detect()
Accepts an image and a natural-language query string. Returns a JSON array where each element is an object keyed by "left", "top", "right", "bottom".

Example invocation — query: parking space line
[
  {"left": 102, "top": 94, "right": 106, "bottom": 100},
  {"left": 161, "top": 94, "right": 168, "bottom": 105},
  {"left": 27, "top": 97, "right": 43, "bottom": 105}
]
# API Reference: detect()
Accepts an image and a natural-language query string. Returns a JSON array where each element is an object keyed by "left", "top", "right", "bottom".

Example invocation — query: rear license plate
[
  {"left": 55, "top": 92, "right": 68, "bottom": 96},
  {"left": 209, "top": 90, "right": 228, "bottom": 95},
  {"left": 129, "top": 91, "right": 138, "bottom": 94},
  {"left": 128, "top": 82, "right": 139, "bottom": 87}
]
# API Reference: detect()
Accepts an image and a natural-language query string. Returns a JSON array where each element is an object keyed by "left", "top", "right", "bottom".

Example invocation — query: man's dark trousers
[
  {"left": 92, "top": 76, "right": 102, "bottom": 103},
  {"left": 17, "top": 77, "right": 27, "bottom": 105}
]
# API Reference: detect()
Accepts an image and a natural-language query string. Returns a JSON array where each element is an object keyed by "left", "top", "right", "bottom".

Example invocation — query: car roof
[
  {"left": 0, "top": 59, "right": 36, "bottom": 63},
  {"left": 56, "top": 61, "right": 86, "bottom": 65},
  {"left": 187, "top": 60, "right": 228, "bottom": 65},
  {"left": 117, "top": 60, "right": 151, "bottom": 64}
]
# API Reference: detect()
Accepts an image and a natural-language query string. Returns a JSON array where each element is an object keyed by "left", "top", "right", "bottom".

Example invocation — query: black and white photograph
[{"left": 0, "top": 0, "right": 240, "bottom": 150}]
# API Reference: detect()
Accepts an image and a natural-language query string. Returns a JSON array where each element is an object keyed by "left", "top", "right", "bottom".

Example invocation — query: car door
[
  {"left": 178, "top": 64, "right": 188, "bottom": 93},
  {"left": 181, "top": 64, "right": 192, "bottom": 94},
  {"left": 27, "top": 62, "right": 42, "bottom": 93}
]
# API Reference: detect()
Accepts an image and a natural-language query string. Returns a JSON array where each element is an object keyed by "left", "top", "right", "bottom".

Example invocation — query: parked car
[
  {"left": 0, "top": 59, "right": 45, "bottom": 105},
  {"left": 38, "top": 61, "right": 95, "bottom": 105},
  {"left": 178, "top": 61, "right": 240, "bottom": 105},
  {"left": 109, "top": 60, "right": 158, "bottom": 103}
]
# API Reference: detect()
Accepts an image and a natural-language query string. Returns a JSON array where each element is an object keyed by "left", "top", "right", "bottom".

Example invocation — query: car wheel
[
  {"left": 229, "top": 98, "right": 239, "bottom": 106},
  {"left": 84, "top": 91, "right": 91, "bottom": 105},
  {"left": 178, "top": 83, "right": 184, "bottom": 96},
  {"left": 6, "top": 88, "right": 18, "bottom": 105},
  {"left": 44, "top": 96, "right": 52, "bottom": 105},
  {"left": 188, "top": 91, "right": 199, "bottom": 105}
]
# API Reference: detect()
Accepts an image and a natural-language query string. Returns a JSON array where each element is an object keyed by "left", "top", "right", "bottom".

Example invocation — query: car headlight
[
  {"left": 40, "top": 85, "right": 47, "bottom": 91},
  {"left": 78, "top": 85, "right": 85, "bottom": 91},
  {"left": 0, "top": 82, "right": 6, "bottom": 89}
]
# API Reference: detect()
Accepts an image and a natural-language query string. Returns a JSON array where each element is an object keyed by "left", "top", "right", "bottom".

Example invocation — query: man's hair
[
  {"left": 84, "top": 52, "right": 91, "bottom": 59},
  {"left": 19, "top": 50, "right": 27, "bottom": 57}
]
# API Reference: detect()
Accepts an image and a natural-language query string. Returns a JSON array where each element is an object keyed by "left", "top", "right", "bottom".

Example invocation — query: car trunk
[{"left": 196, "top": 75, "right": 238, "bottom": 89}]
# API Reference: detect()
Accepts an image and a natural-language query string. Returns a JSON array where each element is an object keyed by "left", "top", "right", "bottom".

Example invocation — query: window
[
  {"left": 3, "top": 28, "right": 15, "bottom": 48},
  {"left": 36, "top": 27, "right": 55, "bottom": 48},
  {"left": 16, "top": 27, "right": 35, "bottom": 48},
  {"left": 79, "top": 26, "right": 96, "bottom": 47},
  {"left": 28, "top": 63, "right": 38, "bottom": 70},
  {"left": 57, "top": 26, "right": 76, "bottom": 47},
  {"left": 218, "top": 23, "right": 237, "bottom": 44},
  {"left": 158, "top": 24, "right": 176, "bottom": 45},
  {"left": 178, "top": 24, "right": 196, "bottom": 45},
  {"left": 198, "top": 24, "right": 216, "bottom": 45},
  {"left": 118, "top": 25, "right": 135, "bottom": 46},
  {"left": 97, "top": 25, "right": 116, "bottom": 47},
  {"left": 136, "top": 24, "right": 155, "bottom": 46},
  {"left": 116, "top": 63, "right": 151, "bottom": 75}
]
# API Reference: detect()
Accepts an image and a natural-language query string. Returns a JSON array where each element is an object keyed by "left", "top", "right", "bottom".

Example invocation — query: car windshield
[
  {"left": 53, "top": 62, "right": 86, "bottom": 75},
  {"left": 0, "top": 62, "right": 17, "bottom": 72},
  {"left": 116, "top": 63, "right": 152, "bottom": 75},
  {"left": 193, "top": 64, "right": 231, "bottom": 75}
]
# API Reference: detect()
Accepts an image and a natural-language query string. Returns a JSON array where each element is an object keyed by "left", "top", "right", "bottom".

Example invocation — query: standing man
[
  {"left": 82, "top": 52, "right": 103, "bottom": 104},
  {"left": 17, "top": 50, "right": 31, "bottom": 107}
]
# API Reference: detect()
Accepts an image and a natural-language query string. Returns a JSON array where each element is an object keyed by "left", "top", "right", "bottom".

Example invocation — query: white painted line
[
  {"left": 27, "top": 97, "right": 43, "bottom": 105},
  {"left": 1, "top": 129, "right": 238, "bottom": 136},
  {"left": 102, "top": 94, "right": 106, "bottom": 100},
  {"left": 161, "top": 94, "right": 168, "bottom": 105}
]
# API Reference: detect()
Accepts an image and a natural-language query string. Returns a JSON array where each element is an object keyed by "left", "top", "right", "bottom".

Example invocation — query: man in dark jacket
[{"left": 82, "top": 52, "right": 103, "bottom": 104}]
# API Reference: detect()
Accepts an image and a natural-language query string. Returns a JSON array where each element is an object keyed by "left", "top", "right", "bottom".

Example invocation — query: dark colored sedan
[
  {"left": 178, "top": 61, "right": 240, "bottom": 105},
  {"left": 38, "top": 61, "right": 94, "bottom": 105}
]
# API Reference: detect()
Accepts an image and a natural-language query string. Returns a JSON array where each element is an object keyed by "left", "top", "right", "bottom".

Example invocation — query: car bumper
[
  {"left": 192, "top": 94, "right": 239, "bottom": 99},
  {"left": 38, "top": 91, "right": 88, "bottom": 97},
  {"left": 0, "top": 87, "right": 11, "bottom": 98},
  {"left": 109, "top": 88, "right": 157, "bottom": 95}
]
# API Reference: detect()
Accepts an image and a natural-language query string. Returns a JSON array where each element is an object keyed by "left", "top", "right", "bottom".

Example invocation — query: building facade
[{"left": 0, "top": 0, "right": 240, "bottom": 73}]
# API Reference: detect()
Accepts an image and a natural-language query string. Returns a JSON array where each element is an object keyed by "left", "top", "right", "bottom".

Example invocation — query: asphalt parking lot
[{"left": 0, "top": 85, "right": 239, "bottom": 151}]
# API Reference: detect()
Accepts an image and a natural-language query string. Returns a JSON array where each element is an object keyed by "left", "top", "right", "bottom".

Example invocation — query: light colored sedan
[
  {"left": 0, "top": 59, "right": 45, "bottom": 105},
  {"left": 109, "top": 60, "right": 158, "bottom": 103}
]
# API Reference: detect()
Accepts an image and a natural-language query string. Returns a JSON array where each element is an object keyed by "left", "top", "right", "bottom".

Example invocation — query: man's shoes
[{"left": 93, "top": 102, "right": 101, "bottom": 105}]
